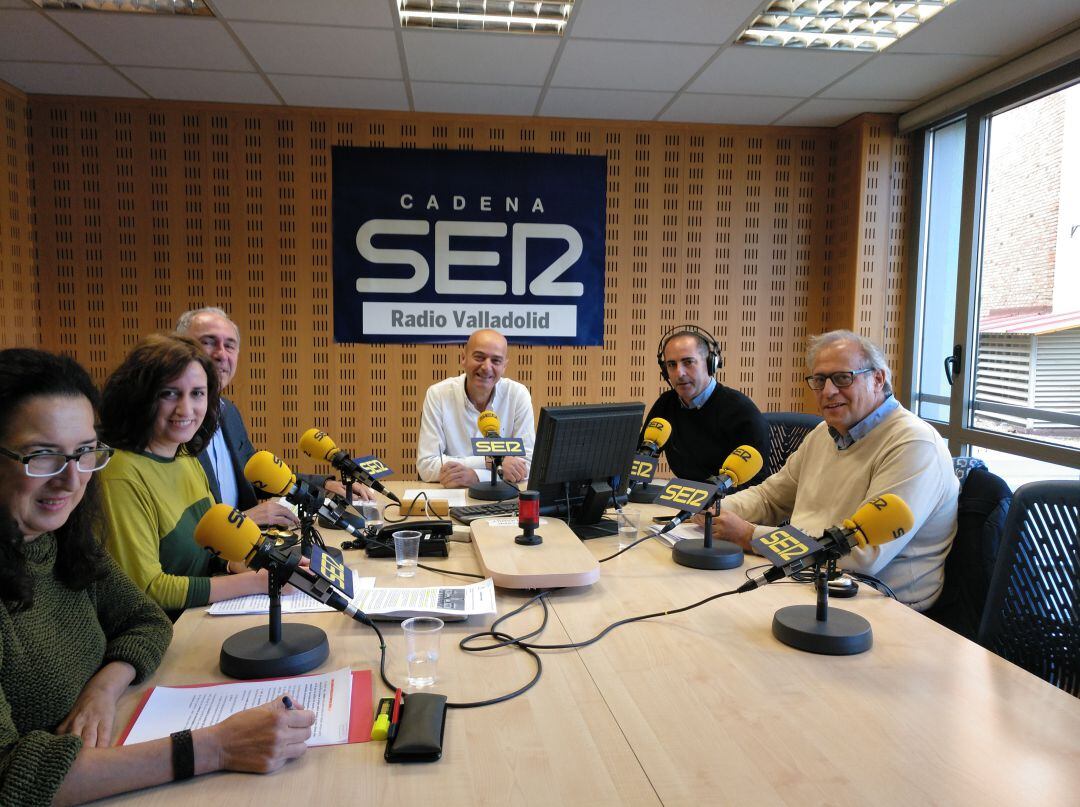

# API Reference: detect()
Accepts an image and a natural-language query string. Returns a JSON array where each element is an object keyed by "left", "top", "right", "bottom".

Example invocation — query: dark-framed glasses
[
  {"left": 805, "top": 368, "right": 874, "bottom": 391},
  {"left": 0, "top": 445, "right": 114, "bottom": 477}
]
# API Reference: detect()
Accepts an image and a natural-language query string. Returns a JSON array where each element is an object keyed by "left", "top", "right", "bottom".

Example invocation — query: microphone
[
  {"left": 477, "top": 409, "right": 501, "bottom": 438},
  {"left": 194, "top": 504, "right": 371, "bottom": 624},
  {"left": 659, "top": 445, "right": 764, "bottom": 535},
  {"left": 243, "top": 451, "right": 364, "bottom": 538},
  {"left": 638, "top": 417, "right": 672, "bottom": 456},
  {"left": 299, "top": 429, "right": 401, "bottom": 505},
  {"left": 738, "top": 493, "right": 915, "bottom": 592}
]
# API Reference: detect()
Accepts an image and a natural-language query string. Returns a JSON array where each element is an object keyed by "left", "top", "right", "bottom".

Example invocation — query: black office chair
[
  {"left": 925, "top": 460, "right": 1011, "bottom": 641},
  {"left": 977, "top": 480, "right": 1079, "bottom": 696},
  {"left": 763, "top": 412, "right": 823, "bottom": 477}
]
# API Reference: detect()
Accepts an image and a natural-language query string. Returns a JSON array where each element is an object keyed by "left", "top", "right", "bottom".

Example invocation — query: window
[{"left": 908, "top": 61, "right": 1080, "bottom": 480}]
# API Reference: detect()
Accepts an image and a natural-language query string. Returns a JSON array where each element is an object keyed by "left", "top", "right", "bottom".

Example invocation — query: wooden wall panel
[
  {"left": 0, "top": 82, "right": 39, "bottom": 348},
  {"left": 22, "top": 95, "right": 906, "bottom": 480}
]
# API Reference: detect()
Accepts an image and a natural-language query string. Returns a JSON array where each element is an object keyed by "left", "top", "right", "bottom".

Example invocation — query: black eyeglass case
[{"left": 384, "top": 692, "right": 448, "bottom": 763}]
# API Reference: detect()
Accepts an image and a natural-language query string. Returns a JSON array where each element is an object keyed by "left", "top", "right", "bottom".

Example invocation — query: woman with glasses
[
  {"left": 0, "top": 348, "right": 314, "bottom": 804},
  {"left": 98, "top": 334, "right": 271, "bottom": 616}
]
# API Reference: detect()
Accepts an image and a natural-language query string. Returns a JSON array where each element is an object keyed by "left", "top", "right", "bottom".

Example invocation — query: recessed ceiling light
[
  {"left": 737, "top": 0, "right": 959, "bottom": 52},
  {"left": 30, "top": 0, "right": 211, "bottom": 14},
  {"left": 398, "top": 1, "right": 574, "bottom": 36}
]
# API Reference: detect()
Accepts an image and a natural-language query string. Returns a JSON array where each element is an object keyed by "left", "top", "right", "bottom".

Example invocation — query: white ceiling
[{"left": 0, "top": 0, "right": 1077, "bottom": 127}]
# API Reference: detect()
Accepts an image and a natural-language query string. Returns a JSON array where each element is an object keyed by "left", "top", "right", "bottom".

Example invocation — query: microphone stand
[
  {"left": 219, "top": 544, "right": 331, "bottom": 679},
  {"left": 672, "top": 497, "right": 743, "bottom": 570},
  {"left": 770, "top": 562, "right": 873, "bottom": 655},
  {"left": 468, "top": 454, "right": 519, "bottom": 501}
]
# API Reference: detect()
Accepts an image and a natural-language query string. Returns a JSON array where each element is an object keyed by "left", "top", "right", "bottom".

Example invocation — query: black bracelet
[{"left": 170, "top": 729, "right": 195, "bottom": 781}]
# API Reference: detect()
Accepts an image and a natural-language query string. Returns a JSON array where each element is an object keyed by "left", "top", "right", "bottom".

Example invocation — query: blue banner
[{"left": 332, "top": 147, "right": 606, "bottom": 345}]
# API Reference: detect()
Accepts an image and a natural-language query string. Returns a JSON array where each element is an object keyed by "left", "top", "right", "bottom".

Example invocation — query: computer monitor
[{"left": 527, "top": 402, "right": 645, "bottom": 539}]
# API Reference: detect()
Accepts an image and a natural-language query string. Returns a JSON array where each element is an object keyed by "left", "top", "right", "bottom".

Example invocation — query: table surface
[{"left": 100, "top": 482, "right": 1080, "bottom": 806}]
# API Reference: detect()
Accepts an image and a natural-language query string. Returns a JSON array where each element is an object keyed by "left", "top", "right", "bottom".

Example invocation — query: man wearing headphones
[{"left": 644, "top": 326, "right": 769, "bottom": 483}]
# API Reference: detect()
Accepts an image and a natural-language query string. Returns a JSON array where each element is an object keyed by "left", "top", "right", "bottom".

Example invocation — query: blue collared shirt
[
  {"left": 830, "top": 395, "right": 899, "bottom": 450},
  {"left": 207, "top": 406, "right": 239, "bottom": 507},
  {"left": 680, "top": 378, "right": 717, "bottom": 410}
]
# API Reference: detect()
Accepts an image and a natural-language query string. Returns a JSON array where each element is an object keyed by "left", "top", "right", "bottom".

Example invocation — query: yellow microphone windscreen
[
  {"left": 477, "top": 410, "right": 501, "bottom": 437},
  {"left": 300, "top": 428, "right": 338, "bottom": 462},
  {"left": 194, "top": 504, "right": 262, "bottom": 563},
  {"left": 643, "top": 418, "right": 672, "bottom": 449},
  {"left": 243, "top": 450, "right": 295, "bottom": 496},
  {"left": 719, "top": 445, "right": 763, "bottom": 486},
  {"left": 845, "top": 493, "right": 915, "bottom": 548}
]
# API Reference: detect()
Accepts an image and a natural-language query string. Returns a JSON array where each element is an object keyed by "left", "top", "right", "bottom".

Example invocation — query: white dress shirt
[{"left": 416, "top": 375, "right": 536, "bottom": 483}]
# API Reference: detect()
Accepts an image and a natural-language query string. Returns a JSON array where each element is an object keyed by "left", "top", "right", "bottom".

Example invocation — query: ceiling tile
[
  {"left": 890, "top": 0, "right": 1080, "bottom": 57},
  {"left": 0, "top": 61, "right": 143, "bottom": 97},
  {"left": 119, "top": 66, "right": 279, "bottom": 104},
  {"left": 540, "top": 87, "right": 670, "bottom": 120},
  {"left": 691, "top": 46, "right": 870, "bottom": 97},
  {"left": 211, "top": 0, "right": 394, "bottom": 27},
  {"left": 775, "top": 97, "right": 912, "bottom": 127},
  {"left": 553, "top": 39, "right": 716, "bottom": 91},
  {"left": 412, "top": 81, "right": 541, "bottom": 116},
  {"left": 404, "top": 30, "right": 559, "bottom": 85},
  {"left": 661, "top": 93, "right": 803, "bottom": 125},
  {"left": 0, "top": 9, "right": 101, "bottom": 62},
  {"left": 568, "top": 0, "right": 765, "bottom": 45},
  {"left": 232, "top": 22, "right": 401, "bottom": 79},
  {"left": 269, "top": 74, "right": 408, "bottom": 110},
  {"left": 46, "top": 12, "right": 252, "bottom": 70},
  {"left": 822, "top": 53, "right": 1001, "bottom": 102}
]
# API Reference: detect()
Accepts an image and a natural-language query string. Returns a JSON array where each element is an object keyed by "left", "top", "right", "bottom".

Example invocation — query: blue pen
[{"left": 282, "top": 695, "right": 294, "bottom": 710}]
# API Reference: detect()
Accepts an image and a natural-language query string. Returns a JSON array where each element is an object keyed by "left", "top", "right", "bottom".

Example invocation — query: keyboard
[{"left": 450, "top": 502, "right": 520, "bottom": 525}]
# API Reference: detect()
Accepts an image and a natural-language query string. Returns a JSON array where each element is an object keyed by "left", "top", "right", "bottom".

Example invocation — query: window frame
[{"left": 904, "top": 58, "right": 1080, "bottom": 470}]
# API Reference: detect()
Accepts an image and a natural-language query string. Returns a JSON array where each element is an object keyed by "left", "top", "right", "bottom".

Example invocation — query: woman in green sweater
[
  {"left": 98, "top": 334, "right": 271, "bottom": 614},
  {"left": 0, "top": 349, "right": 314, "bottom": 805}
]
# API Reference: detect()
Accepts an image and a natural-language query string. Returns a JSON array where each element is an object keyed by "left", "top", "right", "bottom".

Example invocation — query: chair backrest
[
  {"left": 763, "top": 412, "right": 822, "bottom": 477},
  {"left": 978, "top": 480, "right": 1080, "bottom": 696},
  {"left": 926, "top": 463, "right": 1011, "bottom": 641}
]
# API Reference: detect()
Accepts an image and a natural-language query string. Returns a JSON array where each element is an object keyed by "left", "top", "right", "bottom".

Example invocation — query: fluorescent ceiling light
[
  {"left": 737, "top": 0, "right": 959, "bottom": 52},
  {"left": 31, "top": 0, "right": 211, "bottom": 14},
  {"left": 398, "top": 1, "right": 574, "bottom": 36}
]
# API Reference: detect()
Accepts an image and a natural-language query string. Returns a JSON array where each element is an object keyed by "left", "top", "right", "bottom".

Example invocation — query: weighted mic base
[
  {"left": 628, "top": 483, "right": 664, "bottom": 504},
  {"left": 468, "top": 479, "right": 520, "bottom": 501},
  {"left": 672, "top": 539, "right": 743, "bottom": 570},
  {"left": 220, "top": 623, "right": 330, "bottom": 679},
  {"left": 771, "top": 605, "right": 872, "bottom": 655}
]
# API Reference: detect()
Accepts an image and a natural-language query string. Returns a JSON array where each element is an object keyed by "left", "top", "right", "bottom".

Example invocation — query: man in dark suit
[{"left": 176, "top": 307, "right": 372, "bottom": 526}]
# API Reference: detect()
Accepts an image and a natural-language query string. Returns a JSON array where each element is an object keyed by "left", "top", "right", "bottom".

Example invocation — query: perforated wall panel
[
  {"left": 0, "top": 82, "right": 39, "bottom": 347},
  {"left": 15, "top": 97, "right": 909, "bottom": 479}
]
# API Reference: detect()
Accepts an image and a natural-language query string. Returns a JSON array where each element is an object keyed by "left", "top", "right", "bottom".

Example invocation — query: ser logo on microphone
[
  {"left": 226, "top": 508, "right": 247, "bottom": 528},
  {"left": 354, "top": 456, "right": 392, "bottom": 477},
  {"left": 757, "top": 529, "right": 812, "bottom": 562},
  {"left": 471, "top": 438, "right": 526, "bottom": 456},
  {"left": 629, "top": 455, "right": 658, "bottom": 482},
  {"left": 658, "top": 479, "right": 717, "bottom": 512},
  {"left": 309, "top": 545, "right": 354, "bottom": 598}
]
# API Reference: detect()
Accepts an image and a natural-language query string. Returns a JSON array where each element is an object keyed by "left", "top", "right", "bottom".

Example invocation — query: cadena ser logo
[
  {"left": 332, "top": 147, "right": 606, "bottom": 346},
  {"left": 471, "top": 438, "right": 526, "bottom": 457},
  {"left": 757, "top": 529, "right": 811, "bottom": 562},
  {"left": 658, "top": 478, "right": 719, "bottom": 513},
  {"left": 629, "top": 455, "right": 658, "bottom": 482}
]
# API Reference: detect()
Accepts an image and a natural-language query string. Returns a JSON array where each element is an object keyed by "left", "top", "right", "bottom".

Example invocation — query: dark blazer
[{"left": 197, "top": 398, "right": 327, "bottom": 510}]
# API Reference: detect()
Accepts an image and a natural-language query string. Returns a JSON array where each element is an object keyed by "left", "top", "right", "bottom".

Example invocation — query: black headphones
[{"left": 656, "top": 325, "right": 722, "bottom": 383}]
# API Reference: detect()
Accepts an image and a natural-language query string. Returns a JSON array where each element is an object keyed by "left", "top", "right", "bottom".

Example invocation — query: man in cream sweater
[{"left": 711, "top": 330, "right": 959, "bottom": 611}]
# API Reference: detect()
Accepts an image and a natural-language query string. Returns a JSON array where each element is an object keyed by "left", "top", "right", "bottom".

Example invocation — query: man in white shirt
[
  {"left": 416, "top": 329, "right": 536, "bottom": 487},
  {"left": 707, "top": 330, "right": 958, "bottom": 611}
]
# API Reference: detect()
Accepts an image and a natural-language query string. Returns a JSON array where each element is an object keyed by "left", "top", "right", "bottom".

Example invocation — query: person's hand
[
  {"left": 324, "top": 479, "right": 376, "bottom": 501},
  {"left": 244, "top": 501, "right": 300, "bottom": 527},
  {"left": 198, "top": 697, "right": 315, "bottom": 774},
  {"left": 56, "top": 663, "right": 135, "bottom": 748},
  {"left": 709, "top": 510, "right": 755, "bottom": 551},
  {"left": 438, "top": 461, "right": 479, "bottom": 488},
  {"left": 499, "top": 456, "right": 528, "bottom": 484}
]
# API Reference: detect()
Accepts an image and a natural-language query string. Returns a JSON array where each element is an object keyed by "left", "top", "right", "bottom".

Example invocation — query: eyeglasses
[
  {"left": 805, "top": 368, "right": 874, "bottom": 391},
  {"left": 0, "top": 445, "right": 114, "bottom": 477}
]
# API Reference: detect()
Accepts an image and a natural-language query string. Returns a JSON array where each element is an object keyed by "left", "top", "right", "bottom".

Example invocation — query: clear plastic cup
[
  {"left": 393, "top": 529, "right": 421, "bottom": 577},
  {"left": 401, "top": 616, "right": 443, "bottom": 688},
  {"left": 360, "top": 501, "right": 384, "bottom": 536},
  {"left": 617, "top": 510, "right": 641, "bottom": 550}
]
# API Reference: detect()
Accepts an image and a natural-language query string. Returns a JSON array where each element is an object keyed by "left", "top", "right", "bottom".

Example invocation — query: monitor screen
[{"left": 527, "top": 402, "right": 645, "bottom": 539}]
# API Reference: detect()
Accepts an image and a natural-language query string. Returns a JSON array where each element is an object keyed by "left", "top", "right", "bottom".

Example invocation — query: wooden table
[{"left": 102, "top": 484, "right": 1080, "bottom": 805}]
